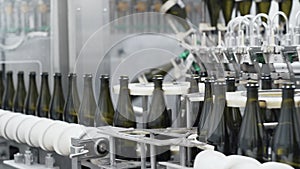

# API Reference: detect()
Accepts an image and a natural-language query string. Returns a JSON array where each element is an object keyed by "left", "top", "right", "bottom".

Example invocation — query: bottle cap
[
  {"left": 281, "top": 82, "right": 295, "bottom": 89},
  {"left": 246, "top": 81, "right": 259, "bottom": 88},
  {"left": 29, "top": 72, "right": 36, "bottom": 76},
  {"left": 261, "top": 74, "right": 271, "bottom": 80},
  {"left": 6, "top": 71, "right": 13, "bottom": 75},
  {"left": 17, "top": 71, "right": 24, "bottom": 75},
  {"left": 100, "top": 74, "right": 110, "bottom": 79},
  {"left": 215, "top": 80, "right": 226, "bottom": 85},
  {"left": 119, "top": 75, "right": 129, "bottom": 80},
  {"left": 153, "top": 74, "right": 163, "bottom": 81},
  {"left": 41, "top": 72, "right": 49, "bottom": 76},
  {"left": 54, "top": 72, "right": 62, "bottom": 77},
  {"left": 68, "top": 73, "right": 77, "bottom": 77},
  {"left": 225, "top": 76, "right": 235, "bottom": 81},
  {"left": 83, "top": 74, "right": 93, "bottom": 78}
]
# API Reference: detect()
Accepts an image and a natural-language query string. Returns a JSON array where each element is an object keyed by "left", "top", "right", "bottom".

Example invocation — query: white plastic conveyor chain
[{"left": 0, "top": 109, "right": 100, "bottom": 156}]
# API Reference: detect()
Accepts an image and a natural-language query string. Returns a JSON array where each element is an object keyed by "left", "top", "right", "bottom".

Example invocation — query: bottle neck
[
  {"left": 204, "top": 81, "right": 212, "bottom": 98},
  {"left": 83, "top": 77, "right": 93, "bottom": 92},
  {"left": 226, "top": 79, "right": 236, "bottom": 92},
  {"left": 247, "top": 87, "right": 258, "bottom": 100},
  {"left": 261, "top": 79, "right": 272, "bottom": 90},
  {"left": 100, "top": 79, "right": 110, "bottom": 91},
  {"left": 154, "top": 80, "right": 163, "bottom": 89},
  {"left": 282, "top": 88, "right": 294, "bottom": 101},
  {"left": 120, "top": 79, "right": 129, "bottom": 90}
]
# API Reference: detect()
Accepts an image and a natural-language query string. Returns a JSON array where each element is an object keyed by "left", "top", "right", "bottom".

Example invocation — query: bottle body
[
  {"left": 78, "top": 74, "right": 97, "bottom": 127},
  {"left": 272, "top": 84, "right": 300, "bottom": 168},
  {"left": 222, "top": 0, "right": 235, "bottom": 25},
  {"left": 64, "top": 73, "right": 80, "bottom": 123},
  {"left": 113, "top": 76, "right": 137, "bottom": 160},
  {"left": 238, "top": 0, "right": 252, "bottom": 16},
  {"left": 238, "top": 82, "right": 265, "bottom": 162},
  {"left": 24, "top": 72, "right": 38, "bottom": 115},
  {"left": 49, "top": 73, "right": 65, "bottom": 120},
  {"left": 0, "top": 71, "right": 4, "bottom": 107},
  {"left": 147, "top": 75, "right": 171, "bottom": 161},
  {"left": 36, "top": 72, "right": 51, "bottom": 118},
  {"left": 197, "top": 79, "right": 214, "bottom": 142},
  {"left": 207, "top": 81, "right": 230, "bottom": 155},
  {"left": 96, "top": 75, "right": 115, "bottom": 126},
  {"left": 2, "top": 71, "right": 15, "bottom": 110},
  {"left": 225, "top": 77, "right": 242, "bottom": 155},
  {"left": 13, "top": 71, "right": 27, "bottom": 113}
]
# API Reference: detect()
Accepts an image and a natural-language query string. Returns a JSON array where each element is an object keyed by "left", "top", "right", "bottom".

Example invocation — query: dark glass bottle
[
  {"left": 222, "top": 0, "right": 235, "bottom": 25},
  {"left": 96, "top": 75, "right": 115, "bottom": 126},
  {"left": 189, "top": 75, "right": 203, "bottom": 127},
  {"left": 256, "top": 0, "right": 271, "bottom": 16},
  {"left": 238, "top": 0, "right": 253, "bottom": 16},
  {"left": 225, "top": 77, "right": 242, "bottom": 155},
  {"left": 49, "top": 73, "right": 65, "bottom": 121},
  {"left": 24, "top": 72, "right": 38, "bottom": 115},
  {"left": 113, "top": 76, "right": 137, "bottom": 160},
  {"left": 237, "top": 82, "right": 265, "bottom": 162},
  {"left": 197, "top": 78, "right": 214, "bottom": 142},
  {"left": 207, "top": 81, "right": 230, "bottom": 155},
  {"left": 36, "top": 72, "right": 51, "bottom": 118},
  {"left": 261, "top": 74, "right": 279, "bottom": 122},
  {"left": 2, "top": 71, "right": 15, "bottom": 110},
  {"left": 205, "top": 0, "right": 221, "bottom": 27},
  {"left": 0, "top": 71, "right": 4, "bottom": 107},
  {"left": 279, "top": 0, "right": 292, "bottom": 22},
  {"left": 63, "top": 73, "right": 80, "bottom": 123},
  {"left": 272, "top": 83, "right": 300, "bottom": 168},
  {"left": 13, "top": 71, "right": 27, "bottom": 113},
  {"left": 147, "top": 75, "right": 171, "bottom": 161},
  {"left": 78, "top": 74, "right": 97, "bottom": 127}
]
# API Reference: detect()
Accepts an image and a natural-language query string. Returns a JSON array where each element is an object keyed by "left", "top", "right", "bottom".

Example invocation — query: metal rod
[
  {"left": 140, "top": 143, "right": 147, "bottom": 169},
  {"left": 150, "top": 133, "right": 156, "bottom": 169},
  {"left": 179, "top": 146, "right": 187, "bottom": 166},
  {"left": 142, "top": 96, "right": 148, "bottom": 129},
  {"left": 109, "top": 136, "right": 116, "bottom": 166}
]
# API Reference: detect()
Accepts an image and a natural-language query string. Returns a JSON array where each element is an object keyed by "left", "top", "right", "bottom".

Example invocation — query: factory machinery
[{"left": 0, "top": 0, "right": 299, "bottom": 169}]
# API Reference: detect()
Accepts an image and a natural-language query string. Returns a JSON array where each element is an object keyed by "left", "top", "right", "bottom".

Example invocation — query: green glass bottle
[
  {"left": 256, "top": 0, "right": 271, "bottom": 22},
  {"left": 225, "top": 77, "right": 242, "bottom": 155},
  {"left": 2, "top": 71, "right": 15, "bottom": 111},
  {"left": 0, "top": 71, "right": 4, "bottom": 107},
  {"left": 272, "top": 83, "right": 300, "bottom": 168},
  {"left": 189, "top": 74, "right": 203, "bottom": 127},
  {"left": 36, "top": 72, "right": 51, "bottom": 118},
  {"left": 279, "top": 0, "right": 292, "bottom": 22},
  {"left": 207, "top": 81, "right": 230, "bottom": 155},
  {"left": 238, "top": 0, "right": 253, "bottom": 16},
  {"left": 13, "top": 71, "right": 27, "bottom": 113},
  {"left": 63, "top": 73, "right": 80, "bottom": 123},
  {"left": 261, "top": 74, "right": 279, "bottom": 122},
  {"left": 222, "top": 0, "right": 235, "bottom": 25},
  {"left": 24, "top": 72, "right": 38, "bottom": 115},
  {"left": 49, "top": 73, "right": 65, "bottom": 121},
  {"left": 197, "top": 78, "right": 214, "bottom": 142},
  {"left": 147, "top": 75, "right": 171, "bottom": 161},
  {"left": 113, "top": 75, "right": 137, "bottom": 160},
  {"left": 96, "top": 75, "right": 115, "bottom": 126},
  {"left": 205, "top": 0, "right": 221, "bottom": 27},
  {"left": 237, "top": 82, "right": 265, "bottom": 162},
  {"left": 78, "top": 74, "right": 97, "bottom": 127}
]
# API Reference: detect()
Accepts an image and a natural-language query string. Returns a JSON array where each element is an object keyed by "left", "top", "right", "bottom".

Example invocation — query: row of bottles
[
  {"left": 196, "top": 76, "right": 300, "bottom": 168},
  {"left": 206, "top": 0, "right": 292, "bottom": 27},
  {"left": 0, "top": 0, "right": 50, "bottom": 34}
]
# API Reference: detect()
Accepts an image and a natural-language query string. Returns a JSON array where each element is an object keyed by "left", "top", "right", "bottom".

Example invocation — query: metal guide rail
[{"left": 70, "top": 126, "right": 214, "bottom": 169}]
